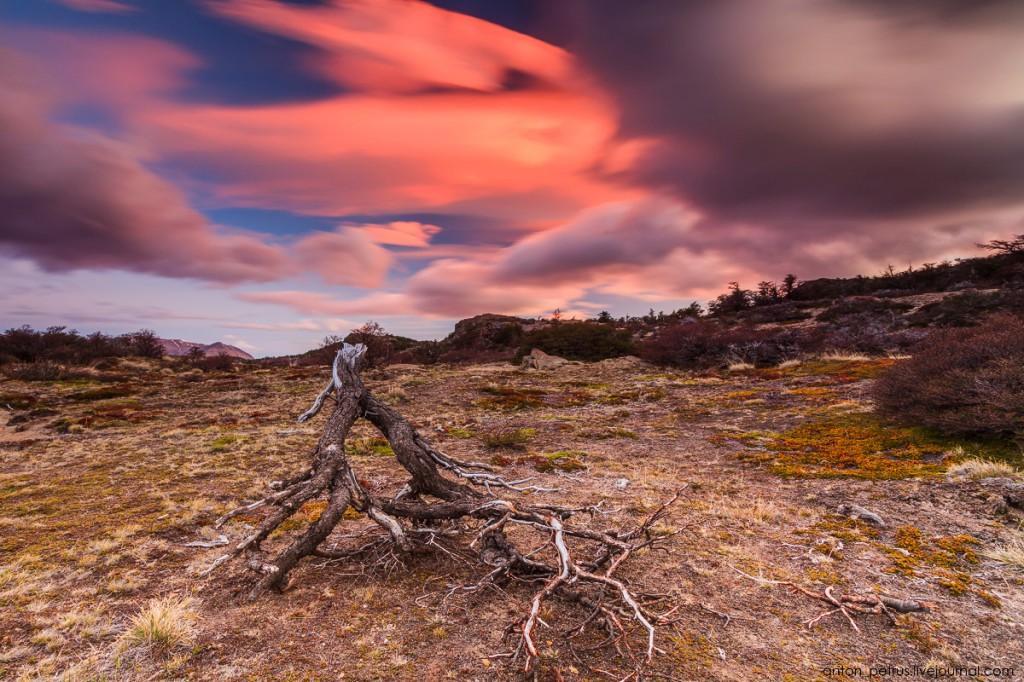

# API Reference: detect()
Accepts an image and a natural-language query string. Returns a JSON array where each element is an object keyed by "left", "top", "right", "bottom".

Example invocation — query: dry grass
[
  {"left": 726, "top": 361, "right": 755, "bottom": 371},
  {"left": 947, "top": 457, "right": 1018, "bottom": 481},
  {"left": 983, "top": 535, "right": 1024, "bottom": 570},
  {"left": 117, "top": 594, "right": 200, "bottom": 655},
  {"left": 818, "top": 351, "right": 873, "bottom": 362},
  {"left": 1, "top": 355, "right": 1022, "bottom": 679}
]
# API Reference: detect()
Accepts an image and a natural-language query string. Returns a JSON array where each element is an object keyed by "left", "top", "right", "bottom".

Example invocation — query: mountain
[{"left": 158, "top": 338, "right": 254, "bottom": 360}]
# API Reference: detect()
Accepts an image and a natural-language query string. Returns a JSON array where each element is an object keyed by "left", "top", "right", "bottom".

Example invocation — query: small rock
[
  {"left": 521, "top": 348, "right": 569, "bottom": 370},
  {"left": 615, "top": 478, "right": 630, "bottom": 489}
]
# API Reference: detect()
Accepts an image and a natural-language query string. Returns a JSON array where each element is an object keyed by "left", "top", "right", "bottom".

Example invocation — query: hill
[{"left": 159, "top": 338, "right": 254, "bottom": 360}]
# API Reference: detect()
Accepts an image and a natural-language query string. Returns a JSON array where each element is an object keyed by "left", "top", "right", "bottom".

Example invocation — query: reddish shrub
[
  {"left": 641, "top": 322, "right": 823, "bottom": 368},
  {"left": 873, "top": 315, "right": 1024, "bottom": 443}
]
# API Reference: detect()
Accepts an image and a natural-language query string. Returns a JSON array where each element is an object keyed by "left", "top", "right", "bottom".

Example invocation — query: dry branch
[
  {"left": 729, "top": 564, "right": 931, "bottom": 631},
  {"left": 202, "top": 344, "right": 680, "bottom": 675}
]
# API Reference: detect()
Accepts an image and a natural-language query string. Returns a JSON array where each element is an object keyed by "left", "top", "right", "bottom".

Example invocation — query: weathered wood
[{"left": 204, "top": 343, "right": 680, "bottom": 676}]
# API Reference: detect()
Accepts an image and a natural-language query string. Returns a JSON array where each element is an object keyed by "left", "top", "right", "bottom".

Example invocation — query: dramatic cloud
[
  {"left": 494, "top": 199, "right": 699, "bottom": 285},
  {"left": 293, "top": 227, "right": 393, "bottom": 287},
  {"left": 204, "top": 0, "right": 570, "bottom": 93},
  {"left": 0, "top": 51, "right": 294, "bottom": 284},
  {"left": 573, "top": 0, "right": 1024, "bottom": 224},
  {"left": 241, "top": 198, "right": 752, "bottom": 319},
  {"left": 140, "top": 86, "right": 621, "bottom": 220}
]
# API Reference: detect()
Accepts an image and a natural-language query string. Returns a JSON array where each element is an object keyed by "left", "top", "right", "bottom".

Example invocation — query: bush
[
  {"left": 817, "top": 297, "right": 913, "bottom": 322},
  {"left": 907, "top": 290, "right": 1024, "bottom": 327},
  {"left": 195, "top": 353, "right": 235, "bottom": 372},
  {"left": 822, "top": 312, "right": 926, "bottom": 354},
  {"left": 873, "top": 315, "right": 1024, "bottom": 446},
  {"left": 514, "top": 322, "right": 637, "bottom": 362},
  {"left": 737, "top": 302, "right": 814, "bottom": 324},
  {"left": 640, "top": 321, "right": 823, "bottom": 368},
  {"left": 3, "top": 361, "right": 70, "bottom": 381}
]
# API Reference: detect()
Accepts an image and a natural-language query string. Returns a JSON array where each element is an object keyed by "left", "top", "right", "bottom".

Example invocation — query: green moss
[
  {"left": 491, "top": 450, "right": 588, "bottom": 473},
  {"left": 348, "top": 437, "right": 394, "bottom": 457},
  {"left": 597, "top": 387, "right": 667, "bottom": 405},
  {"left": 209, "top": 434, "right": 244, "bottom": 451},
  {"left": 583, "top": 427, "right": 639, "bottom": 440},
  {"left": 67, "top": 385, "right": 133, "bottom": 401},
  {"left": 0, "top": 392, "right": 39, "bottom": 409},
  {"left": 716, "top": 413, "right": 968, "bottom": 479},
  {"left": 482, "top": 427, "right": 536, "bottom": 448}
]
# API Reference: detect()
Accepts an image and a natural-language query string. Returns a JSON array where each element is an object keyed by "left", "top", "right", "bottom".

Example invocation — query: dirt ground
[{"left": 1, "top": 355, "right": 1022, "bottom": 681}]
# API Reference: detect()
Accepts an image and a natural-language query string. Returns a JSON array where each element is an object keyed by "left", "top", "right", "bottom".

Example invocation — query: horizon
[{"left": 2, "top": 0, "right": 1022, "bottom": 357}]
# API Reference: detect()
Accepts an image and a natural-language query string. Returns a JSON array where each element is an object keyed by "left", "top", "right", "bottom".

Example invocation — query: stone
[{"left": 522, "top": 348, "right": 569, "bottom": 370}]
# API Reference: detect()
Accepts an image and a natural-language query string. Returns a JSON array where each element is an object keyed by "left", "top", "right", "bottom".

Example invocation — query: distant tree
[
  {"left": 551, "top": 308, "right": 562, "bottom": 322},
  {"left": 345, "top": 321, "right": 393, "bottom": 368},
  {"left": 708, "top": 282, "right": 753, "bottom": 316},
  {"left": 595, "top": 310, "right": 614, "bottom": 323},
  {"left": 977, "top": 233, "right": 1024, "bottom": 255},
  {"left": 127, "top": 329, "right": 163, "bottom": 359},
  {"left": 781, "top": 274, "right": 799, "bottom": 297},
  {"left": 187, "top": 346, "right": 206, "bottom": 365},
  {"left": 753, "top": 281, "right": 782, "bottom": 306}
]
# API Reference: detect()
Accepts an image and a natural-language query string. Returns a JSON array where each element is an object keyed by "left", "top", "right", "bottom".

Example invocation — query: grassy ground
[{"left": 1, "top": 356, "right": 1022, "bottom": 680}]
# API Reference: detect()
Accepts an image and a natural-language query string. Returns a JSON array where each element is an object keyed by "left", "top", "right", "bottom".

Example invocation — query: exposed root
[{"left": 200, "top": 344, "right": 681, "bottom": 676}]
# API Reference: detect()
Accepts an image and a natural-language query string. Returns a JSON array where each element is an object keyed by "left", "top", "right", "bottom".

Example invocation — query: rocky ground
[{"left": 1, "top": 355, "right": 1022, "bottom": 680}]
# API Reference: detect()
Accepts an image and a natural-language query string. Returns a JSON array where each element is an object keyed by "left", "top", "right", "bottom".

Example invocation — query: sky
[{"left": 1, "top": 0, "right": 1023, "bottom": 357}]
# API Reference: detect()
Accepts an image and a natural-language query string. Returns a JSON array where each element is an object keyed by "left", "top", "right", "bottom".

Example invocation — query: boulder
[{"left": 522, "top": 348, "right": 569, "bottom": 370}]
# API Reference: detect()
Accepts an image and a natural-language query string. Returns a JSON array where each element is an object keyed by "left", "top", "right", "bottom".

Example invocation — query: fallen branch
[{"left": 729, "top": 564, "right": 930, "bottom": 631}]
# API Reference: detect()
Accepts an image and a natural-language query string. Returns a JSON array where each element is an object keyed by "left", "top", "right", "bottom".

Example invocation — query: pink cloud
[
  {"left": 204, "top": 0, "right": 570, "bottom": 94},
  {"left": 0, "top": 28, "right": 197, "bottom": 116},
  {"left": 361, "top": 222, "right": 442, "bottom": 248},
  {"left": 0, "top": 49, "right": 293, "bottom": 285},
  {"left": 293, "top": 227, "right": 393, "bottom": 288}
]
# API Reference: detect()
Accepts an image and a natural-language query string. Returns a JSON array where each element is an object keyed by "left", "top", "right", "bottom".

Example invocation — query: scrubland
[{"left": 1, "top": 354, "right": 1022, "bottom": 680}]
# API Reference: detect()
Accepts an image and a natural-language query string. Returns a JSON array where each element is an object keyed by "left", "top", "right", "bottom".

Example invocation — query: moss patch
[{"left": 713, "top": 413, "right": 967, "bottom": 479}]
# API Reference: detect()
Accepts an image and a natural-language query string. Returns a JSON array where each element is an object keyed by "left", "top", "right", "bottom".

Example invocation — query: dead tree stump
[{"left": 204, "top": 344, "right": 681, "bottom": 674}]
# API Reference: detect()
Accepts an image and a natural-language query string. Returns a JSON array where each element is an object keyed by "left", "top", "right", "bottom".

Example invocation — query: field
[{"left": 1, "top": 356, "right": 1023, "bottom": 680}]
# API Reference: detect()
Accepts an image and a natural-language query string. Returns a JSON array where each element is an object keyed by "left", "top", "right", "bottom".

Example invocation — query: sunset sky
[{"left": 2, "top": 0, "right": 1023, "bottom": 356}]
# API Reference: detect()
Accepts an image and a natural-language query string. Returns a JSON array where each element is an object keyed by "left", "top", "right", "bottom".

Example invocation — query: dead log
[{"left": 204, "top": 344, "right": 681, "bottom": 675}]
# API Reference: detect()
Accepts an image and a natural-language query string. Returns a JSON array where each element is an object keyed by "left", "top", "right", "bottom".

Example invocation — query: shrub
[
  {"left": 3, "top": 361, "right": 70, "bottom": 381},
  {"left": 640, "top": 321, "right": 823, "bottom": 368},
  {"left": 822, "top": 312, "right": 926, "bottom": 354},
  {"left": 514, "top": 322, "right": 637, "bottom": 362},
  {"left": 873, "top": 315, "right": 1024, "bottom": 448},
  {"left": 817, "top": 297, "right": 914, "bottom": 322},
  {"left": 195, "top": 353, "right": 235, "bottom": 372},
  {"left": 738, "top": 301, "right": 814, "bottom": 324},
  {"left": 907, "top": 290, "right": 1024, "bottom": 327}
]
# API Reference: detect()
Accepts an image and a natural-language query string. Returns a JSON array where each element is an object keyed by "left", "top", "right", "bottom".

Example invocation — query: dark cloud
[
  {"left": 0, "top": 51, "right": 293, "bottom": 283},
  {"left": 572, "top": 0, "right": 1024, "bottom": 224}
]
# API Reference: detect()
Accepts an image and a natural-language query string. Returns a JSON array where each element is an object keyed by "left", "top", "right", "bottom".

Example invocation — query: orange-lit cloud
[
  {"left": 141, "top": 88, "right": 624, "bottom": 219},
  {"left": 204, "top": 0, "right": 570, "bottom": 94},
  {"left": 361, "top": 221, "right": 442, "bottom": 248}
]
